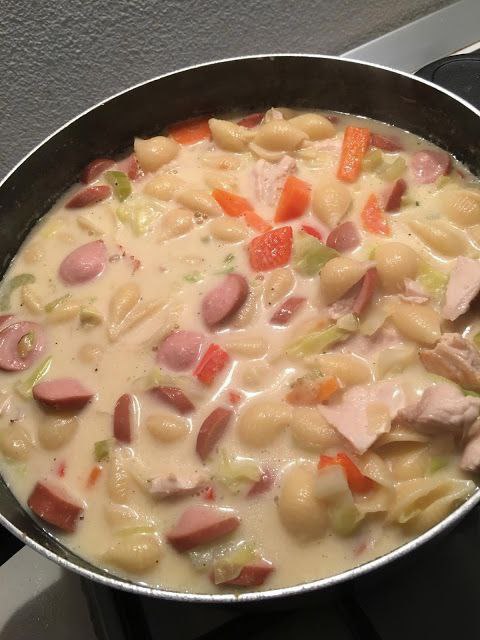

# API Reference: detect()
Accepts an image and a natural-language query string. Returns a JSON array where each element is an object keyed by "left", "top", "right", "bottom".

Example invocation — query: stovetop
[{"left": 0, "top": 3, "right": 479, "bottom": 638}]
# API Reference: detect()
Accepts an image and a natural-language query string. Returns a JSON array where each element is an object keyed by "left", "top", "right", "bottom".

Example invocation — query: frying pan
[{"left": 0, "top": 54, "right": 479, "bottom": 604}]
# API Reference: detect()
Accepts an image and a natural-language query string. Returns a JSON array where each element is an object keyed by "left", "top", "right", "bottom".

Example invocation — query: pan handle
[{"left": 415, "top": 53, "right": 480, "bottom": 110}]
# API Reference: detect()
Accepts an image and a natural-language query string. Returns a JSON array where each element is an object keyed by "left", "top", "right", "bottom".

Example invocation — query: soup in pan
[{"left": 0, "top": 107, "right": 479, "bottom": 593}]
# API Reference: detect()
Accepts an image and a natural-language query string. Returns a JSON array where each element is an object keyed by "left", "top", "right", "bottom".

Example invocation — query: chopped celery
[
  {"left": 293, "top": 232, "right": 338, "bottom": 276},
  {"left": 473, "top": 332, "right": 480, "bottom": 351},
  {"left": 336, "top": 313, "right": 358, "bottom": 332},
  {"left": 79, "top": 307, "right": 103, "bottom": 326},
  {"left": 117, "top": 194, "right": 163, "bottom": 235},
  {"left": 429, "top": 455, "right": 448, "bottom": 474},
  {"left": 286, "top": 325, "right": 349, "bottom": 358},
  {"left": 377, "top": 156, "right": 406, "bottom": 182},
  {"left": 105, "top": 170, "right": 132, "bottom": 202},
  {"left": 214, "top": 266, "right": 235, "bottom": 275},
  {"left": 44, "top": 293, "right": 71, "bottom": 313},
  {"left": 376, "top": 345, "right": 417, "bottom": 378},
  {"left": 0, "top": 274, "right": 35, "bottom": 311},
  {"left": 329, "top": 498, "right": 363, "bottom": 536},
  {"left": 417, "top": 264, "right": 449, "bottom": 301},
  {"left": 16, "top": 331, "right": 35, "bottom": 359},
  {"left": 215, "top": 450, "right": 262, "bottom": 492},
  {"left": 362, "top": 149, "right": 383, "bottom": 172},
  {"left": 224, "top": 253, "right": 235, "bottom": 264},
  {"left": 183, "top": 271, "right": 204, "bottom": 283},
  {"left": 463, "top": 388, "right": 480, "bottom": 398},
  {"left": 15, "top": 356, "right": 52, "bottom": 398},
  {"left": 367, "top": 245, "right": 377, "bottom": 260},
  {"left": 212, "top": 541, "right": 258, "bottom": 585},
  {"left": 94, "top": 439, "right": 112, "bottom": 462}
]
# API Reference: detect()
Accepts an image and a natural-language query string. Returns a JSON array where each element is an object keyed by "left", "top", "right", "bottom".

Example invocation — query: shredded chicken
[
  {"left": 147, "top": 473, "right": 206, "bottom": 500},
  {"left": 398, "top": 278, "right": 429, "bottom": 304}
]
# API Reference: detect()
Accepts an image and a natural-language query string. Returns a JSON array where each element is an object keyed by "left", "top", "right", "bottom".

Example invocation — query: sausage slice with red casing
[
  {"left": 59, "top": 240, "right": 107, "bottom": 285},
  {"left": 213, "top": 559, "right": 275, "bottom": 587},
  {"left": 383, "top": 178, "right": 407, "bottom": 212},
  {"left": 113, "top": 393, "right": 138, "bottom": 443},
  {"left": 196, "top": 407, "right": 233, "bottom": 460},
  {"left": 66, "top": 185, "right": 111, "bottom": 208},
  {"left": 33, "top": 378, "right": 94, "bottom": 411},
  {"left": 150, "top": 386, "right": 195, "bottom": 414},
  {"left": 156, "top": 330, "right": 204, "bottom": 371},
  {"left": 270, "top": 296, "right": 306, "bottom": 325},
  {"left": 0, "top": 321, "right": 46, "bottom": 371},
  {"left": 80, "top": 159, "right": 115, "bottom": 184},
  {"left": 28, "top": 482, "right": 83, "bottom": 532},
  {"left": 201, "top": 274, "right": 249, "bottom": 328},
  {"left": 167, "top": 505, "right": 240, "bottom": 552}
]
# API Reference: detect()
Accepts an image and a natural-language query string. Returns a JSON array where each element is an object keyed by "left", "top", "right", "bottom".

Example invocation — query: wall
[{"left": 0, "top": 0, "right": 451, "bottom": 175}]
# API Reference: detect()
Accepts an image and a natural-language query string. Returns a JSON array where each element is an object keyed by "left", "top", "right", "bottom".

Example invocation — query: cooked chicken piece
[
  {"left": 252, "top": 156, "right": 296, "bottom": 205},
  {"left": 419, "top": 333, "right": 480, "bottom": 392},
  {"left": 398, "top": 278, "right": 429, "bottom": 304},
  {"left": 398, "top": 383, "right": 480, "bottom": 435},
  {"left": 147, "top": 473, "right": 206, "bottom": 500},
  {"left": 442, "top": 256, "right": 480, "bottom": 321}
]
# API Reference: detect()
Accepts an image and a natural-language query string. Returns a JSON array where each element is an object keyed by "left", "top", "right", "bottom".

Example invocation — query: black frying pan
[{"left": 0, "top": 55, "right": 479, "bottom": 604}]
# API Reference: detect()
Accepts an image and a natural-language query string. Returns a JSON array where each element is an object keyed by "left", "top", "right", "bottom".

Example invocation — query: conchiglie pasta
[
  {"left": 355, "top": 451, "right": 395, "bottom": 513},
  {"left": 383, "top": 443, "right": 431, "bottom": 481},
  {"left": 134, "top": 136, "right": 179, "bottom": 172},
  {"left": 306, "top": 353, "right": 372, "bottom": 386},
  {"left": 278, "top": 464, "right": 327, "bottom": 540},
  {"left": 107, "top": 450, "right": 132, "bottom": 503},
  {"left": 390, "top": 301, "right": 441, "bottom": 345},
  {"left": 201, "top": 152, "right": 242, "bottom": 171},
  {"left": 146, "top": 413, "right": 189, "bottom": 443},
  {"left": 409, "top": 219, "right": 467, "bottom": 257},
  {"left": 104, "top": 533, "right": 162, "bottom": 573},
  {"left": 0, "top": 425, "right": 33, "bottom": 460},
  {"left": 203, "top": 170, "right": 238, "bottom": 192},
  {"left": 375, "top": 242, "right": 419, "bottom": 293},
  {"left": 158, "top": 208, "right": 194, "bottom": 240},
  {"left": 312, "top": 180, "right": 351, "bottom": 227},
  {"left": 38, "top": 415, "right": 78, "bottom": 450},
  {"left": 222, "top": 335, "right": 268, "bottom": 358},
  {"left": 232, "top": 288, "right": 260, "bottom": 328},
  {"left": 389, "top": 477, "right": 475, "bottom": 533},
  {"left": 237, "top": 401, "right": 292, "bottom": 447},
  {"left": 319, "top": 257, "right": 367, "bottom": 305},
  {"left": 253, "top": 120, "right": 307, "bottom": 152},
  {"left": 437, "top": 188, "right": 480, "bottom": 227},
  {"left": 289, "top": 113, "right": 336, "bottom": 140},
  {"left": 105, "top": 504, "right": 154, "bottom": 530},
  {"left": 264, "top": 268, "right": 295, "bottom": 307},
  {"left": 238, "top": 361, "right": 273, "bottom": 391},
  {"left": 290, "top": 407, "right": 339, "bottom": 451},
  {"left": 176, "top": 188, "right": 222, "bottom": 218},
  {"left": 209, "top": 217, "right": 247, "bottom": 243},
  {"left": 208, "top": 118, "right": 250, "bottom": 152},
  {"left": 143, "top": 174, "right": 185, "bottom": 201}
]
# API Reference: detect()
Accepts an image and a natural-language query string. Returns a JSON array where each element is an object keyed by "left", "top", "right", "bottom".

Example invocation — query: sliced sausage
[
  {"left": 196, "top": 407, "right": 233, "bottom": 460},
  {"left": 0, "top": 321, "right": 46, "bottom": 372},
  {"left": 80, "top": 158, "right": 114, "bottom": 184},
  {"left": 117, "top": 153, "right": 142, "bottom": 180},
  {"left": 27, "top": 482, "right": 83, "bottom": 532},
  {"left": 156, "top": 330, "right": 203, "bottom": 371},
  {"left": 326, "top": 221, "right": 360, "bottom": 252},
  {"left": 33, "top": 378, "right": 94, "bottom": 411},
  {"left": 383, "top": 178, "right": 407, "bottom": 212},
  {"left": 150, "top": 386, "right": 195, "bottom": 414},
  {"left": 167, "top": 505, "right": 240, "bottom": 552},
  {"left": 270, "top": 296, "right": 306, "bottom": 325},
  {"left": 237, "top": 112, "right": 264, "bottom": 128},
  {"left": 201, "top": 274, "right": 249, "bottom": 328},
  {"left": 59, "top": 240, "right": 107, "bottom": 285},
  {"left": 247, "top": 468, "right": 275, "bottom": 497},
  {"left": 66, "top": 185, "right": 112, "bottom": 209},
  {"left": 411, "top": 150, "right": 451, "bottom": 184},
  {"left": 370, "top": 133, "right": 403, "bottom": 152},
  {"left": 113, "top": 393, "right": 137, "bottom": 443},
  {"left": 213, "top": 559, "right": 274, "bottom": 586},
  {"left": 147, "top": 474, "right": 207, "bottom": 499},
  {"left": 352, "top": 268, "right": 378, "bottom": 315}
]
